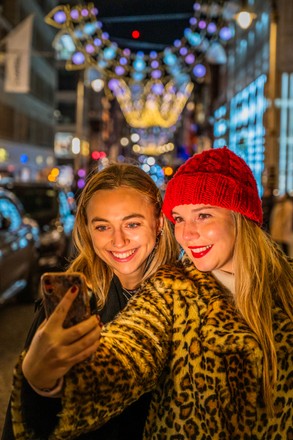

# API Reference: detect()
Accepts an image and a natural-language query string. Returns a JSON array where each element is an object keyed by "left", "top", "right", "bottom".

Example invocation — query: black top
[{"left": 1, "top": 276, "right": 151, "bottom": 440}]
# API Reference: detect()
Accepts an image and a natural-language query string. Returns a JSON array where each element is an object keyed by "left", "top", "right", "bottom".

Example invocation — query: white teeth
[
  {"left": 112, "top": 249, "right": 136, "bottom": 259},
  {"left": 193, "top": 245, "right": 212, "bottom": 253}
]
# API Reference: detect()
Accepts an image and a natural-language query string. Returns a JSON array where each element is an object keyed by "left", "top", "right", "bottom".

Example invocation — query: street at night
[{"left": 0, "top": 302, "right": 35, "bottom": 433}]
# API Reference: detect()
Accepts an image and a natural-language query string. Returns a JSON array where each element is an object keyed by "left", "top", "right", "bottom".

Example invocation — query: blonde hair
[
  {"left": 67, "top": 163, "right": 179, "bottom": 308},
  {"left": 233, "top": 213, "right": 293, "bottom": 415}
]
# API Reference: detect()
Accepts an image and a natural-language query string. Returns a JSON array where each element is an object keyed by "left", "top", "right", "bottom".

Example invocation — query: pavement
[{"left": 0, "top": 301, "right": 35, "bottom": 434}]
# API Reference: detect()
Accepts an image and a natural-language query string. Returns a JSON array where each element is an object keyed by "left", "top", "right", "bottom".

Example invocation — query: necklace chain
[{"left": 122, "top": 286, "right": 141, "bottom": 301}]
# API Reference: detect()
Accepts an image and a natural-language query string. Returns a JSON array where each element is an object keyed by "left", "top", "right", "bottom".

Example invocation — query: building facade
[
  {"left": 212, "top": 0, "right": 293, "bottom": 196},
  {"left": 0, "top": 0, "right": 57, "bottom": 180}
]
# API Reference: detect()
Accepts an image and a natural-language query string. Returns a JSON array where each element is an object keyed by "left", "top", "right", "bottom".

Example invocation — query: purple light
[
  {"left": 72, "top": 52, "right": 85, "bottom": 65},
  {"left": 90, "top": 7, "right": 98, "bottom": 16},
  {"left": 81, "top": 8, "right": 89, "bottom": 17},
  {"left": 151, "top": 83, "right": 164, "bottom": 95},
  {"left": 85, "top": 44, "right": 95, "bottom": 54},
  {"left": 185, "top": 53, "right": 195, "bottom": 64},
  {"left": 115, "top": 66, "right": 125, "bottom": 75},
  {"left": 77, "top": 179, "right": 85, "bottom": 189},
  {"left": 70, "top": 9, "right": 79, "bottom": 20},
  {"left": 108, "top": 78, "right": 120, "bottom": 91},
  {"left": 189, "top": 17, "right": 197, "bottom": 26},
  {"left": 123, "top": 48, "right": 131, "bottom": 56},
  {"left": 179, "top": 47, "right": 188, "bottom": 56},
  {"left": 102, "top": 32, "right": 109, "bottom": 40},
  {"left": 149, "top": 51, "right": 158, "bottom": 58},
  {"left": 119, "top": 57, "right": 128, "bottom": 65},
  {"left": 94, "top": 38, "right": 102, "bottom": 46},
  {"left": 207, "top": 22, "right": 217, "bottom": 33},
  {"left": 193, "top": 63, "right": 206, "bottom": 78},
  {"left": 151, "top": 60, "right": 159, "bottom": 68},
  {"left": 193, "top": 2, "right": 201, "bottom": 11},
  {"left": 173, "top": 39, "right": 181, "bottom": 48},
  {"left": 151, "top": 69, "right": 162, "bottom": 79},
  {"left": 77, "top": 168, "right": 86, "bottom": 177},
  {"left": 219, "top": 26, "right": 233, "bottom": 41},
  {"left": 198, "top": 20, "right": 207, "bottom": 29},
  {"left": 53, "top": 11, "right": 66, "bottom": 24}
]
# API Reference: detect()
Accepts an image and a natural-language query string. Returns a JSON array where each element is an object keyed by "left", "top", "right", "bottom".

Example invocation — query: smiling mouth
[
  {"left": 111, "top": 249, "right": 136, "bottom": 260},
  {"left": 189, "top": 245, "right": 212, "bottom": 258}
]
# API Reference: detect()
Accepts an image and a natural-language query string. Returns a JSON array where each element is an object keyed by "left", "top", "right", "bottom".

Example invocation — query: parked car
[
  {"left": 0, "top": 188, "right": 40, "bottom": 304},
  {"left": 4, "top": 181, "right": 75, "bottom": 271}
]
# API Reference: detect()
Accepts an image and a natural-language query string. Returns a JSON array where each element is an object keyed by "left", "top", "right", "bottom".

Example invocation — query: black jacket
[{"left": 1, "top": 276, "right": 151, "bottom": 440}]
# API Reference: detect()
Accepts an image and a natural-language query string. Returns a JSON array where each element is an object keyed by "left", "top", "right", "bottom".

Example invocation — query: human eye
[
  {"left": 198, "top": 212, "right": 212, "bottom": 220},
  {"left": 126, "top": 221, "right": 140, "bottom": 229},
  {"left": 172, "top": 215, "right": 183, "bottom": 223},
  {"left": 94, "top": 224, "right": 108, "bottom": 232}
]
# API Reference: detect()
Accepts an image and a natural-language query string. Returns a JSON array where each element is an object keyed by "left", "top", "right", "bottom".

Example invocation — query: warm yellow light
[
  {"left": 51, "top": 167, "right": 60, "bottom": 177},
  {"left": 132, "top": 142, "right": 175, "bottom": 156},
  {"left": 81, "top": 141, "right": 90, "bottom": 156},
  {"left": 120, "top": 137, "right": 129, "bottom": 147},
  {"left": 164, "top": 166, "right": 173, "bottom": 176},
  {"left": 91, "top": 78, "right": 104, "bottom": 92},
  {"left": 111, "top": 79, "right": 194, "bottom": 129},
  {"left": 0, "top": 148, "right": 8, "bottom": 162},
  {"left": 235, "top": 10, "right": 256, "bottom": 29}
]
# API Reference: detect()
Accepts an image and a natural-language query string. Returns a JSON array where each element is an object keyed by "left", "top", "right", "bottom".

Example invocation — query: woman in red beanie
[{"left": 10, "top": 147, "right": 293, "bottom": 439}]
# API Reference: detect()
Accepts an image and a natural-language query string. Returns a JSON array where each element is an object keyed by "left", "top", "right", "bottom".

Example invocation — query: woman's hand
[{"left": 22, "top": 286, "right": 102, "bottom": 391}]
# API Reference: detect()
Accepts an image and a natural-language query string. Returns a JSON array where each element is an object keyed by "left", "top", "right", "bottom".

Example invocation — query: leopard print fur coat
[{"left": 11, "top": 257, "right": 293, "bottom": 439}]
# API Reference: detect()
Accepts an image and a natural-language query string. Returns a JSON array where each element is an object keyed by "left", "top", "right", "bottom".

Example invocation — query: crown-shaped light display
[{"left": 108, "top": 78, "right": 194, "bottom": 129}]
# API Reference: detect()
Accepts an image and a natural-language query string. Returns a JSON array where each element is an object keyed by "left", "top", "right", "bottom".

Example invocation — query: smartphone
[{"left": 41, "top": 272, "right": 91, "bottom": 328}]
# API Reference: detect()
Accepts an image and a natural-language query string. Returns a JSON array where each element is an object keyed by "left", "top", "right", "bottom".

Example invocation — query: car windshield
[{"left": 12, "top": 187, "right": 59, "bottom": 226}]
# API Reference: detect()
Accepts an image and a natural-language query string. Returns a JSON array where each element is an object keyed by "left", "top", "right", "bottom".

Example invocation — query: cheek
[
  {"left": 174, "top": 225, "right": 183, "bottom": 245},
  {"left": 88, "top": 230, "right": 104, "bottom": 250},
  {"left": 205, "top": 228, "right": 218, "bottom": 241}
]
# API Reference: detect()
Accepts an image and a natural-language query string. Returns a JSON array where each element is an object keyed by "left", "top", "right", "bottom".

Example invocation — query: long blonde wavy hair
[
  {"left": 233, "top": 213, "right": 293, "bottom": 416},
  {"left": 67, "top": 163, "right": 179, "bottom": 308}
]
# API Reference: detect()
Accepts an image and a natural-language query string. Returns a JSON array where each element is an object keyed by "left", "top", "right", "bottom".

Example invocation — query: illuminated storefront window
[
  {"left": 275, "top": 73, "right": 293, "bottom": 194},
  {"left": 213, "top": 105, "right": 228, "bottom": 149},
  {"left": 213, "top": 75, "right": 267, "bottom": 195},
  {"left": 229, "top": 74, "right": 267, "bottom": 195}
]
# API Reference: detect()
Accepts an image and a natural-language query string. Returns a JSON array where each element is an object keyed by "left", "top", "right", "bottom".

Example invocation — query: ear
[{"left": 157, "top": 213, "right": 164, "bottom": 235}]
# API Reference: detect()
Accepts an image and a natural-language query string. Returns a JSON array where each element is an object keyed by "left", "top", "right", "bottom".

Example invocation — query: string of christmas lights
[
  {"left": 45, "top": 1, "right": 236, "bottom": 84},
  {"left": 45, "top": 1, "right": 237, "bottom": 132}
]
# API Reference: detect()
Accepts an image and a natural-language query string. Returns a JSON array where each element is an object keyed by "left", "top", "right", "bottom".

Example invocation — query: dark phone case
[{"left": 41, "top": 272, "right": 91, "bottom": 328}]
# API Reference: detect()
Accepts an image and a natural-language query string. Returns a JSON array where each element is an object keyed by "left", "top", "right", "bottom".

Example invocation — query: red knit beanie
[{"left": 163, "top": 147, "right": 263, "bottom": 225}]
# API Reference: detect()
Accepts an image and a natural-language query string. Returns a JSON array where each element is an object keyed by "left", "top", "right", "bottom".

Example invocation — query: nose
[
  {"left": 111, "top": 229, "right": 129, "bottom": 248},
  {"left": 181, "top": 221, "right": 200, "bottom": 242}
]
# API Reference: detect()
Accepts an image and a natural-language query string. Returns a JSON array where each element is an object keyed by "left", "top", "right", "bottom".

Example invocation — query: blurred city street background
[
  {"left": 1, "top": 0, "right": 293, "bottom": 434},
  {"left": 0, "top": 302, "right": 34, "bottom": 433}
]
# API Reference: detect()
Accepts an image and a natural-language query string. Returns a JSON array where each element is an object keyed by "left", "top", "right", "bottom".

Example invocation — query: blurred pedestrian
[
  {"left": 261, "top": 187, "right": 275, "bottom": 233},
  {"left": 270, "top": 192, "right": 293, "bottom": 256}
]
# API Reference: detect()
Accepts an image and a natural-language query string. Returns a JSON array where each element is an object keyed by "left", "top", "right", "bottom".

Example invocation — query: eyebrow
[
  {"left": 91, "top": 213, "right": 146, "bottom": 223},
  {"left": 171, "top": 206, "right": 215, "bottom": 215}
]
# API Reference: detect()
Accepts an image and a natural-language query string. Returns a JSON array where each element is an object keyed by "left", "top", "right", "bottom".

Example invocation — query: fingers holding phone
[
  {"left": 41, "top": 272, "right": 91, "bottom": 328},
  {"left": 22, "top": 273, "right": 102, "bottom": 392}
]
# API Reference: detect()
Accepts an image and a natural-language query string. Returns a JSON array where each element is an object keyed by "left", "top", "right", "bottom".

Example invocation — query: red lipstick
[{"left": 188, "top": 245, "right": 212, "bottom": 259}]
